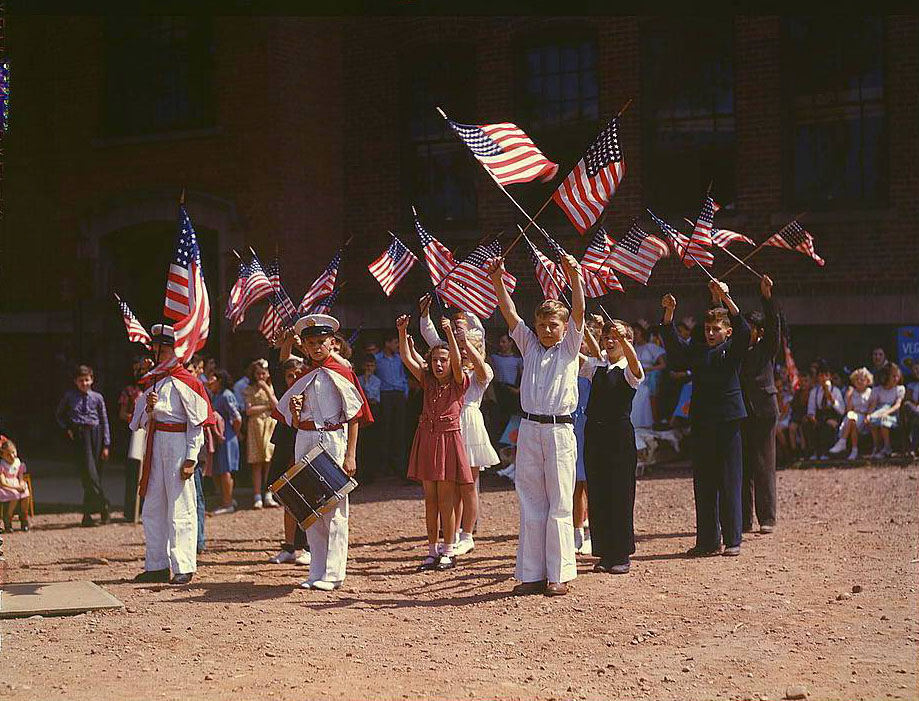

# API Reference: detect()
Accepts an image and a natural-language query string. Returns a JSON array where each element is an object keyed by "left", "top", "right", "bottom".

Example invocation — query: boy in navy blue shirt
[{"left": 660, "top": 280, "right": 751, "bottom": 557}]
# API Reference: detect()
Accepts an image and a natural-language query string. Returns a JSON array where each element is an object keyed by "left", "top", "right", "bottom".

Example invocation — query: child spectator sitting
[
  {"left": 0, "top": 436, "right": 31, "bottom": 532},
  {"left": 903, "top": 362, "right": 919, "bottom": 455},
  {"left": 788, "top": 373, "right": 812, "bottom": 460},
  {"left": 774, "top": 375, "right": 794, "bottom": 465},
  {"left": 829, "top": 367, "right": 873, "bottom": 460},
  {"left": 867, "top": 363, "right": 905, "bottom": 458},
  {"left": 804, "top": 363, "right": 844, "bottom": 460}
]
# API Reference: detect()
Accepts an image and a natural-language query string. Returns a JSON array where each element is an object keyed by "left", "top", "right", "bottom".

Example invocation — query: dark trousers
[
  {"left": 802, "top": 410, "right": 840, "bottom": 457},
  {"left": 72, "top": 424, "right": 108, "bottom": 516},
  {"left": 379, "top": 390, "right": 406, "bottom": 474},
  {"left": 742, "top": 415, "right": 777, "bottom": 529},
  {"left": 356, "top": 400, "right": 381, "bottom": 481},
  {"left": 584, "top": 420, "right": 638, "bottom": 564},
  {"left": 124, "top": 458, "right": 140, "bottom": 518},
  {"left": 194, "top": 463, "right": 205, "bottom": 551},
  {"left": 691, "top": 419, "right": 743, "bottom": 549}
]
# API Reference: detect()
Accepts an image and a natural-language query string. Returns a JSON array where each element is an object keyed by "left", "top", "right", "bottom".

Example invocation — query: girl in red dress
[{"left": 397, "top": 314, "right": 473, "bottom": 571}]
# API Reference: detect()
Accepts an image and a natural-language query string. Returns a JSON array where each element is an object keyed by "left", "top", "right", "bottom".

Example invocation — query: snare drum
[{"left": 268, "top": 444, "right": 358, "bottom": 531}]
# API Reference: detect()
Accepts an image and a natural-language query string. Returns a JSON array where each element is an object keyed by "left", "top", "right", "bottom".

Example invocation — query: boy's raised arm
[
  {"left": 560, "top": 253, "right": 585, "bottom": 330},
  {"left": 485, "top": 256, "right": 522, "bottom": 332}
]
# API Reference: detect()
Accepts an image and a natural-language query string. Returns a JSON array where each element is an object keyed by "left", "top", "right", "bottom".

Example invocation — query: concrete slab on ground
[{"left": 0, "top": 581, "right": 124, "bottom": 619}]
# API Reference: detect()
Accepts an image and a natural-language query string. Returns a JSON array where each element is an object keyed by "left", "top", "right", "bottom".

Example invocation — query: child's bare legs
[
  {"left": 251, "top": 462, "right": 266, "bottom": 505},
  {"left": 573, "top": 482, "right": 588, "bottom": 528},
  {"left": 437, "top": 481, "right": 458, "bottom": 553},
  {"left": 18, "top": 496, "right": 31, "bottom": 527},
  {"left": 880, "top": 426, "right": 892, "bottom": 452},
  {"left": 1, "top": 500, "right": 14, "bottom": 530},
  {"left": 870, "top": 425, "right": 881, "bottom": 454},
  {"left": 217, "top": 472, "right": 234, "bottom": 508},
  {"left": 459, "top": 469, "right": 479, "bottom": 533},
  {"left": 776, "top": 428, "right": 789, "bottom": 463},
  {"left": 284, "top": 510, "right": 298, "bottom": 544},
  {"left": 422, "top": 481, "right": 440, "bottom": 547}
]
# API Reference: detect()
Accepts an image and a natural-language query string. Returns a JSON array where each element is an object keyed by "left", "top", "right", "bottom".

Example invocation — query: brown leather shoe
[
  {"left": 545, "top": 581, "right": 569, "bottom": 597},
  {"left": 511, "top": 580, "right": 546, "bottom": 596}
]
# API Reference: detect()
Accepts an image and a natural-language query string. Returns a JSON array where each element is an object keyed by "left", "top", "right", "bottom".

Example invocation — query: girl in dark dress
[{"left": 583, "top": 320, "right": 645, "bottom": 574}]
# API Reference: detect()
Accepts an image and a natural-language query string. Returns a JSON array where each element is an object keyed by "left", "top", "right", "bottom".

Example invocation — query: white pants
[
  {"left": 514, "top": 420, "right": 577, "bottom": 583},
  {"left": 142, "top": 431, "right": 197, "bottom": 574},
  {"left": 295, "top": 428, "right": 349, "bottom": 585}
]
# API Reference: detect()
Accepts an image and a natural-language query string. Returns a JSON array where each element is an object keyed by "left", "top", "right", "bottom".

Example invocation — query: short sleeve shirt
[{"left": 510, "top": 317, "right": 584, "bottom": 416}]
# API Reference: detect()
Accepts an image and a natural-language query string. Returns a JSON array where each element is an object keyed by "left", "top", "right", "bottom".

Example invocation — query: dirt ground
[{"left": 1, "top": 464, "right": 917, "bottom": 701}]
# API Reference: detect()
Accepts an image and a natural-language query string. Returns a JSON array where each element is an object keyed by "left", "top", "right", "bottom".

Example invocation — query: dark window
[
  {"left": 785, "top": 17, "right": 886, "bottom": 208},
  {"left": 519, "top": 36, "right": 598, "bottom": 131},
  {"left": 641, "top": 19, "right": 735, "bottom": 213},
  {"left": 402, "top": 45, "right": 477, "bottom": 227},
  {"left": 103, "top": 17, "right": 215, "bottom": 137}
]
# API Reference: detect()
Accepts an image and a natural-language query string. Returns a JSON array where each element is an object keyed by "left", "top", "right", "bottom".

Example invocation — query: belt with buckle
[{"left": 522, "top": 413, "right": 574, "bottom": 425}]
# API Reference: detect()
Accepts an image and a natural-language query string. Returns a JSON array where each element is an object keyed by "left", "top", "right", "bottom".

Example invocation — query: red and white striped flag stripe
[
  {"left": 580, "top": 227, "right": 623, "bottom": 295},
  {"left": 415, "top": 211, "right": 456, "bottom": 286},
  {"left": 231, "top": 253, "right": 273, "bottom": 328},
  {"left": 439, "top": 240, "right": 516, "bottom": 319},
  {"left": 447, "top": 119, "right": 559, "bottom": 186},
  {"left": 552, "top": 116, "right": 626, "bottom": 233},
  {"left": 525, "top": 236, "right": 566, "bottom": 300},
  {"left": 298, "top": 252, "right": 341, "bottom": 313},
  {"left": 368, "top": 234, "right": 418, "bottom": 296},
  {"left": 764, "top": 220, "right": 825, "bottom": 266},
  {"left": 116, "top": 296, "right": 152, "bottom": 349},
  {"left": 712, "top": 228, "right": 755, "bottom": 248},
  {"left": 608, "top": 222, "right": 669, "bottom": 286},
  {"left": 225, "top": 257, "right": 249, "bottom": 323}
]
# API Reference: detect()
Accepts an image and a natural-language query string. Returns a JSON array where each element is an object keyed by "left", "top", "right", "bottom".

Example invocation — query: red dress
[{"left": 408, "top": 373, "right": 473, "bottom": 484}]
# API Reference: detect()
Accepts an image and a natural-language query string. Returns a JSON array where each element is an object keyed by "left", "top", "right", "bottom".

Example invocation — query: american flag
[
  {"left": 607, "top": 221, "right": 669, "bottom": 286},
  {"left": 347, "top": 324, "right": 363, "bottom": 347},
  {"left": 712, "top": 228, "right": 755, "bottom": 248},
  {"left": 440, "top": 239, "right": 516, "bottom": 319},
  {"left": 258, "top": 258, "right": 298, "bottom": 343},
  {"left": 310, "top": 287, "right": 340, "bottom": 316},
  {"left": 447, "top": 119, "right": 559, "bottom": 186},
  {"left": 229, "top": 252, "right": 273, "bottom": 328},
  {"left": 225, "top": 257, "right": 249, "bottom": 324},
  {"left": 524, "top": 236, "right": 565, "bottom": 300},
  {"left": 162, "top": 205, "right": 210, "bottom": 364},
  {"left": 115, "top": 295, "right": 152, "bottom": 349},
  {"left": 691, "top": 195, "right": 720, "bottom": 248},
  {"left": 552, "top": 116, "right": 626, "bottom": 233},
  {"left": 764, "top": 220, "right": 825, "bottom": 266},
  {"left": 368, "top": 234, "right": 418, "bottom": 296},
  {"left": 415, "top": 210, "right": 456, "bottom": 286},
  {"left": 648, "top": 209, "right": 714, "bottom": 268},
  {"left": 581, "top": 227, "right": 623, "bottom": 294},
  {"left": 539, "top": 228, "right": 611, "bottom": 298},
  {"left": 298, "top": 251, "right": 341, "bottom": 313}
]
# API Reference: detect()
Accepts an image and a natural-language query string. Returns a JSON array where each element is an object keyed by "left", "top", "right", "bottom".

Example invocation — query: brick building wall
[{"left": 2, "top": 15, "right": 917, "bottom": 446}]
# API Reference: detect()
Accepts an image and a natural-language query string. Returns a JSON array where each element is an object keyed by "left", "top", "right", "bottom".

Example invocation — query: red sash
[{"left": 139, "top": 422, "right": 187, "bottom": 498}]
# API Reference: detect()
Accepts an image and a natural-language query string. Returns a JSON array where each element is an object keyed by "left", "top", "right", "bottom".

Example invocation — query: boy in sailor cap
[
  {"left": 130, "top": 324, "right": 214, "bottom": 585},
  {"left": 273, "top": 314, "right": 373, "bottom": 591}
]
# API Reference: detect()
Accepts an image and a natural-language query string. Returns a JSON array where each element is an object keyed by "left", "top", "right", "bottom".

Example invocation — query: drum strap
[
  {"left": 297, "top": 421, "right": 344, "bottom": 432},
  {"left": 139, "top": 422, "right": 188, "bottom": 498}
]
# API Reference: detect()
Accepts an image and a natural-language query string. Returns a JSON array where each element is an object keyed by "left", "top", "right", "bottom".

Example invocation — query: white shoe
[
  {"left": 264, "top": 492, "right": 280, "bottom": 508},
  {"left": 210, "top": 504, "right": 235, "bottom": 516},
  {"left": 574, "top": 528, "right": 584, "bottom": 552},
  {"left": 579, "top": 537, "right": 593, "bottom": 556},
  {"left": 847, "top": 447, "right": 859, "bottom": 461},
  {"left": 253, "top": 496, "right": 263, "bottom": 510},
  {"left": 808, "top": 453, "right": 818, "bottom": 461},
  {"left": 829, "top": 438, "right": 847, "bottom": 455},
  {"left": 454, "top": 536, "right": 475, "bottom": 555},
  {"left": 294, "top": 550, "right": 311, "bottom": 566},
  {"left": 268, "top": 549, "right": 296, "bottom": 564},
  {"left": 310, "top": 580, "right": 341, "bottom": 591},
  {"left": 299, "top": 580, "right": 314, "bottom": 589}
]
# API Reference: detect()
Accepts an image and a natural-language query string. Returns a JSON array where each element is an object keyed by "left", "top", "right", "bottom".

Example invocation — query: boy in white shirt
[{"left": 486, "top": 253, "right": 585, "bottom": 597}]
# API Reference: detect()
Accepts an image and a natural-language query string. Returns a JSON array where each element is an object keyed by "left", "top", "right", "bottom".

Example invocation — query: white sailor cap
[
  {"left": 150, "top": 324, "right": 176, "bottom": 346},
  {"left": 294, "top": 313, "right": 340, "bottom": 338}
]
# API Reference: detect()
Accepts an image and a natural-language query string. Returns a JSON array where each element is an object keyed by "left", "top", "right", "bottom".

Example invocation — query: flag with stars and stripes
[
  {"left": 447, "top": 119, "right": 559, "bottom": 186},
  {"left": 541, "top": 228, "right": 615, "bottom": 298},
  {"left": 440, "top": 239, "right": 516, "bottom": 319},
  {"left": 648, "top": 209, "right": 714, "bottom": 269},
  {"left": 258, "top": 258, "right": 298, "bottom": 343},
  {"left": 161, "top": 204, "right": 210, "bottom": 362},
  {"left": 229, "top": 252, "right": 274, "bottom": 329},
  {"left": 368, "top": 234, "right": 418, "bottom": 296},
  {"left": 524, "top": 236, "right": 566, "bottom": 300},
  {"left": 712, "top": 228, "right": 755, "bottom": 248},
  {"left": 691, "top": 195, "right": 720, "bottom": 248},
  {"left": 310, "top": 287, "right": 341, "bottom": 316},
  {"left": 115, "top": 295, "right": 152, "bottom": 349},
  {"left": 415, "top": 210, "right": 457, "bottom": 286},
  {"left": 225, "top": 257, "right": 249, "bottom": 324},
  {"left": 764, "top": 220, "right": 824, "bottom": 266},
  {"left": 552, "top": 116, "right": 626, "bottom": 234},
  {"left": 298, "top": 251, "right": 341, "bottom": 313},
  {"left": 607, "top": 221, "right": 669, "bottom": 286},
  {"left": 580, "top": 227, "right": 623, "bottom": 294}
]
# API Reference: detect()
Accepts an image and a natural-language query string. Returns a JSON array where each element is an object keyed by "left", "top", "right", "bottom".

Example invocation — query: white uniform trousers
[
  {"left": 514, "top": 420, "right": 577, "bottom": 583},
  {"left": 142, "top": 431, "right": 198, "bottom": 574},
  {"left": 295, "top": 428, "right": 349, "bottom": 585}
]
